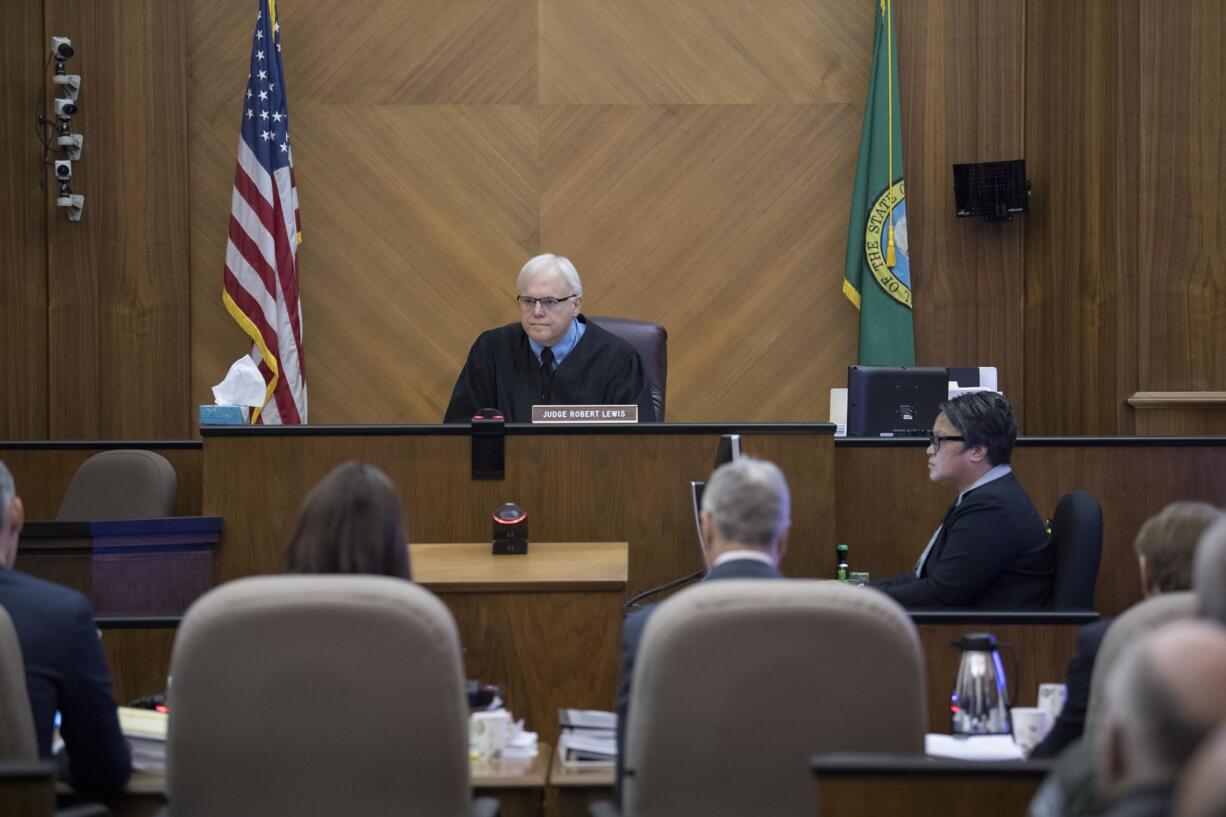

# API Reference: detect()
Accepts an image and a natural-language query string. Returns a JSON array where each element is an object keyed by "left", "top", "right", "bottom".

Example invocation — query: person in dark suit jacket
[
  {"left": 0, "top": 460, "right": 131, "bottom": 795},
  {"left": 614, "top": 456, "right": 790, "bottom": 804},
  {"left": 871, "top": 391, "right": 1053, "bottom": 608}
]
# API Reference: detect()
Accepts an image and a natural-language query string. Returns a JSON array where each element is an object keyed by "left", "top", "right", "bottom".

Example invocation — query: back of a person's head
[
  {"left": 1195, "top": 518, "right": 1226, "bottom": 626},
  {"left": 701, "top": 457, "right": 790, "bottom": 548},
  {"left": 939, "top": 391, "right": 1017, "bottom": 465},
  {"left": 1134, "top": 502, "right": 1223, "bottom": 594},
  {"left": 1102, "top": 620, "right": 1226, "bottom": 786},
  {"left": 1173, "top": 723, "right": 1226, "bottom": 817},
  {"left": 284, "top": 461, "right": 411, "bottom": 579}
]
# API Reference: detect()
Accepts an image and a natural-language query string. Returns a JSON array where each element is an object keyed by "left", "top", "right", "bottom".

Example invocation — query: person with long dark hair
[{"left": 284, "top": 461, "right": 411, "bottom": 579}]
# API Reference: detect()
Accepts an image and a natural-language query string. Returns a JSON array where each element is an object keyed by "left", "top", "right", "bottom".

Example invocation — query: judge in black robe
[{"left": 443, "top": 253, "right": 656, "bottom": 422}]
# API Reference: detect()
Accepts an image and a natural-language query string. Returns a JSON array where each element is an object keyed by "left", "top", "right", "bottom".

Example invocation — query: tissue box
[{"left": 199, "top": 405, "right": 249, "bottom": 425}]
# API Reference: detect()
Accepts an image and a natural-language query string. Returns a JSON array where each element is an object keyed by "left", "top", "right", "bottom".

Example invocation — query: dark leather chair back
[
  {"left": 56, "top": 450, "right": 177, "bottom": 521},
  {"left": 588, "top": 316, "right": 667, "bottom": 421},
  {"left": 1048, "top": 490, "right": 1103, "bottom": 609}
]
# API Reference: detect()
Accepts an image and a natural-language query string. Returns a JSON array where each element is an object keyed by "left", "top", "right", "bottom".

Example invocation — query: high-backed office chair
[
  {"left": 0, "top": 606, "right": 38, "bottom": 761},
  {"left": 56, "top": 450, "right": 177, "bottom": 521},
  {"left": 1047, "top": 490, "right": 1103, "bottom": 609},
  {"left": 165, "top": 575, "right": 497, "bottom": 817},
  {"left": 618, "top": 581, "right": 927, "bottom": 817},
  {"left": 1085, "top": 591, "right": 1197, "bottom": 727},
  {"left": 588, "top": 316, "right": 668, "bottom": 421}
]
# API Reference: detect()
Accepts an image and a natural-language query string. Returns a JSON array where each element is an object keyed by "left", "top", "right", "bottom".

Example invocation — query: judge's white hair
[{"left": 517, "top": 253, "right": 583, "bottom": 296}]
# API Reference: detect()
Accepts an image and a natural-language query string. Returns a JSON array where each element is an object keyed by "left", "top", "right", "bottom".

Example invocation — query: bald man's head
[
  {"left": 1097, "top": 620, "right": 1226, "bottom": 798},
  {"left": 1173, "top": 723, "right": 1226, "bottom": 817}
]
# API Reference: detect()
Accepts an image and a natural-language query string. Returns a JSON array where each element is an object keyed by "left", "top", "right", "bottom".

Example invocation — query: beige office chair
[
  {"left": 165, "top": 575, "right": 497, "bottom": 817},
  {"left": 56, "top": 450, "right": 177, "bottom": 521},
  {"left": 0, "top": 605, "right": 38, "bottom": 761},
  {"left": 620, "top": 580, "right": 927, "bottom": 817},
  {"left": 1085, "top": 591, "right": 1197, "bottom": 728}
]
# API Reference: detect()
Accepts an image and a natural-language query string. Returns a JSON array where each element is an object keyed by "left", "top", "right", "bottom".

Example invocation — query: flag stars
[
  {"left": 256, "top": 29, "right": 264, "bottom": 40},
  {"left": 280, "top": 141, "right": 289, "bottom": 154},
  {"left": 257, "top": 69, "right": 268, "bottom": 81},
  {"left": 271, "top": 111, "right": 284, "bottom": 123},
  {"left": 259, "top": 110, "right": 269, "bottom": 120},
  {"left": 256, "top": 50, "right": 265, "bottom": 61},
  {"left": 246, "top": 88, "right": 252, "bottom": 99},
  {"left": 258, "top": 90, "right": 268, "bottom": 101},
  {"left": 246, "top": 108, "right": 254, "bottom": 119},
  {"left": 261, "top": 130, "right": 274, "bottom": 141}
]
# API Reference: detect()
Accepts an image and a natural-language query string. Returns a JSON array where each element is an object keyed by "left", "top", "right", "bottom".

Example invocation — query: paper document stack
[
  {"left": 557, "top": 709, "right": 618, "bottom": 768},
  {"left": 118, "top": 707, "right": 169, "bottom": 772}
]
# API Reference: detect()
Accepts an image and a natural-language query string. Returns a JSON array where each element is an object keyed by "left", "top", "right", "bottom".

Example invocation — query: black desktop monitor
[{"left": 846, "top": 365, "right": 948, "bottom": 437}]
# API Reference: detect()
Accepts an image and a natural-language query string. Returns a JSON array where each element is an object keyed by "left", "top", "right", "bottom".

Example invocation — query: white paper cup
[
  {"left": 471, "top": 710, "right": 510, "bottom": 759},
  {"left": 1011, "top": 707, "right": 1052, "bottom": 756},
  {"left": 1038, "top": 683, "right": 1068, "bottom": 720}
]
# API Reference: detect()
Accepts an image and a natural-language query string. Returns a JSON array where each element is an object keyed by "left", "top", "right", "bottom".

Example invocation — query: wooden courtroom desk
[
  {"left": 65, "top": 745, "right": 552, "bottom": 817},
  {"left": 547, "top": 751, "right": 616, "bottom": 817},
  {"left": 0, "top": 761, "right": 56, "bottom": 817},
  {"left": 413, "top": 541, "right": 628, "bottom": 737},
  {"left": 812, "top": 753, "right": 1053, "bottom": 817},
  {"left": 199, "top": 423, "right": 837, "bottom": 596}
]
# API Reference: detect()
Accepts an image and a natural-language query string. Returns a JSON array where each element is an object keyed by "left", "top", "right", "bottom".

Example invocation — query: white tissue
[{"left": 211, "top": 355, "right": 267, "bottom": 407}]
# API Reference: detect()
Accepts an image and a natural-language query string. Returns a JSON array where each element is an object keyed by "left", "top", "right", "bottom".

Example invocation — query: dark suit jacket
[
  {"left": 613, "top": 557, "right": 782, "bottom": 804},
  {"left": 871, "top": 472, "right": 1054, "bottom": 608},
  {"left": 1030, "top": 617, "right": 1111, "bottom": 758},
  {"left": 0, "top": 567, "right": 131, "bottom": 795}
]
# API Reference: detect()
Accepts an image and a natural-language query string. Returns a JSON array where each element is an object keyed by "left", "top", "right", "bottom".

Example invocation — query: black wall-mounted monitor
[
  {"left": 846, "top": 365, "right": 948, "bottom": 437},
  {"left": 953, "top": 160, "right": 1029, "bottom": 220}
]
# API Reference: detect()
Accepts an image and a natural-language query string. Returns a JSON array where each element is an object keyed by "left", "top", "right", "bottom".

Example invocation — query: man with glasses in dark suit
[
  {"left": 871, "top": 391, "right": 1053, "bottom": 608},
  {"left": 443, "top": 253, "right": 656, "bottom": 422}
]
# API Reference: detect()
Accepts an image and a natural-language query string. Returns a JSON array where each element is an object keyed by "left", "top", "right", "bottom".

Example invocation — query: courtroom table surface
[
  {"left": 546, "top": 747, "right": 616, "bottom": 817},
  {"left": 411, "top": 541, "right": 628, "bottom": 592},
  {"left": 67, "top": 745, "right": 553, "bottom": 817}
]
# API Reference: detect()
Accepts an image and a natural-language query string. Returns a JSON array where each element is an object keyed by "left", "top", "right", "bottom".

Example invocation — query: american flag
[{"left": 222, "top": 0, "right": 307, "bottom": 424}]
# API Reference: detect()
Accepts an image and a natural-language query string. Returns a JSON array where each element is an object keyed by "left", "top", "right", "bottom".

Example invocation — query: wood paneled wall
[{"left": 0, "top": 0, "right": 1222, "bottom": 436}]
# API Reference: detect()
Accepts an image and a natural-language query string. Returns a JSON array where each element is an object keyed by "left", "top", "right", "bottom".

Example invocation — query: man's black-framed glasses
[
  {"left": 928, "top": 433, "right": 966, "bottom": 451},
  {"left": 517, "top": 294, "right": 579, "bottom": 311}
]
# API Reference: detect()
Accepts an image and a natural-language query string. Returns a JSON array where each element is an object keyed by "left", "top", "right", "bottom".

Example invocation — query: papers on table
[
  {"left": 925, "top": 733, "right": 1025, "bottom": 761},
  {"left": 119, "top": 707, "right": 168, "bottom": 772},
  {"left": 558, "top": 709, "right": 617, "bottom": 768}
]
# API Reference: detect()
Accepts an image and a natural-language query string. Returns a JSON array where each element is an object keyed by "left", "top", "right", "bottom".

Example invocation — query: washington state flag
[{"left": 843, "top": 0, "right": 915, "bottom": 366}]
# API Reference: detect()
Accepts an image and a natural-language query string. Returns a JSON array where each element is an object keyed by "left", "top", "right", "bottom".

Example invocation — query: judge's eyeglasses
[{"left": 517, "top": 295, "right": 578, "bottom": 311}]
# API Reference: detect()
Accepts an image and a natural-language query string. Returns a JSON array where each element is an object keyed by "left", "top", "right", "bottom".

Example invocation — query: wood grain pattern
[
  {"left": 102, "top": 628, "right": 176, "bottom": 707},
  {"left": 0, "top": 446, "right": 202, "bottom": 519},
  {"left": 817, "top": 770, "right": 1044, "bottom": 817},
  {"left": 43, "top": 0, "right": 192, "bottom": 439},
  {"left": 540, "top": 0, "right": 872, "bottom": 104},
  {"left": 1023, "top": 0, "right": 1140, "bottom": 435},
  {"left": 1136, "top": 0, "right": 1226, "bottom": 394},
  {"left": 896, "top": 0, "right": 1027, "bottom": 414},
  {"left": 203, "top": 430, "right": 835, "bottom": 593},
  {"left": 539, "top": 104, "right": 861, "bottom": 422},
  {"left": 0, "top": 0, "right": 48, "bottom": 440}
]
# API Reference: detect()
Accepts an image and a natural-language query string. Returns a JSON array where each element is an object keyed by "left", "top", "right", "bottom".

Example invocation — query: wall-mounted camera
[
  {"left": 54, "top": 159, "right": 72, "bottom": 181},
  {"left": 51, "top": 36, "right": 74, "bottom": 61},
  {"left": 54, "top": 98, "right": 78, "bottom": 121}
]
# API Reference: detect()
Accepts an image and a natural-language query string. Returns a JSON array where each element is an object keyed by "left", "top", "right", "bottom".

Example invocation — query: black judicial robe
[{"left": 443, "top": 315, "right": 657, "bottom": 422}]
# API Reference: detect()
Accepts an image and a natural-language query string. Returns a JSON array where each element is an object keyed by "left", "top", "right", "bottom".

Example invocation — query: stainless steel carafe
[{"left": 951, "top": 633, "right": 1011, "bottom": 734}]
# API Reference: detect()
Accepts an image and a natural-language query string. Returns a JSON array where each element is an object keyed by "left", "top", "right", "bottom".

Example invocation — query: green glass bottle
[{"left": 836, "top": 543, "right": 849, "bottom": 582}]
